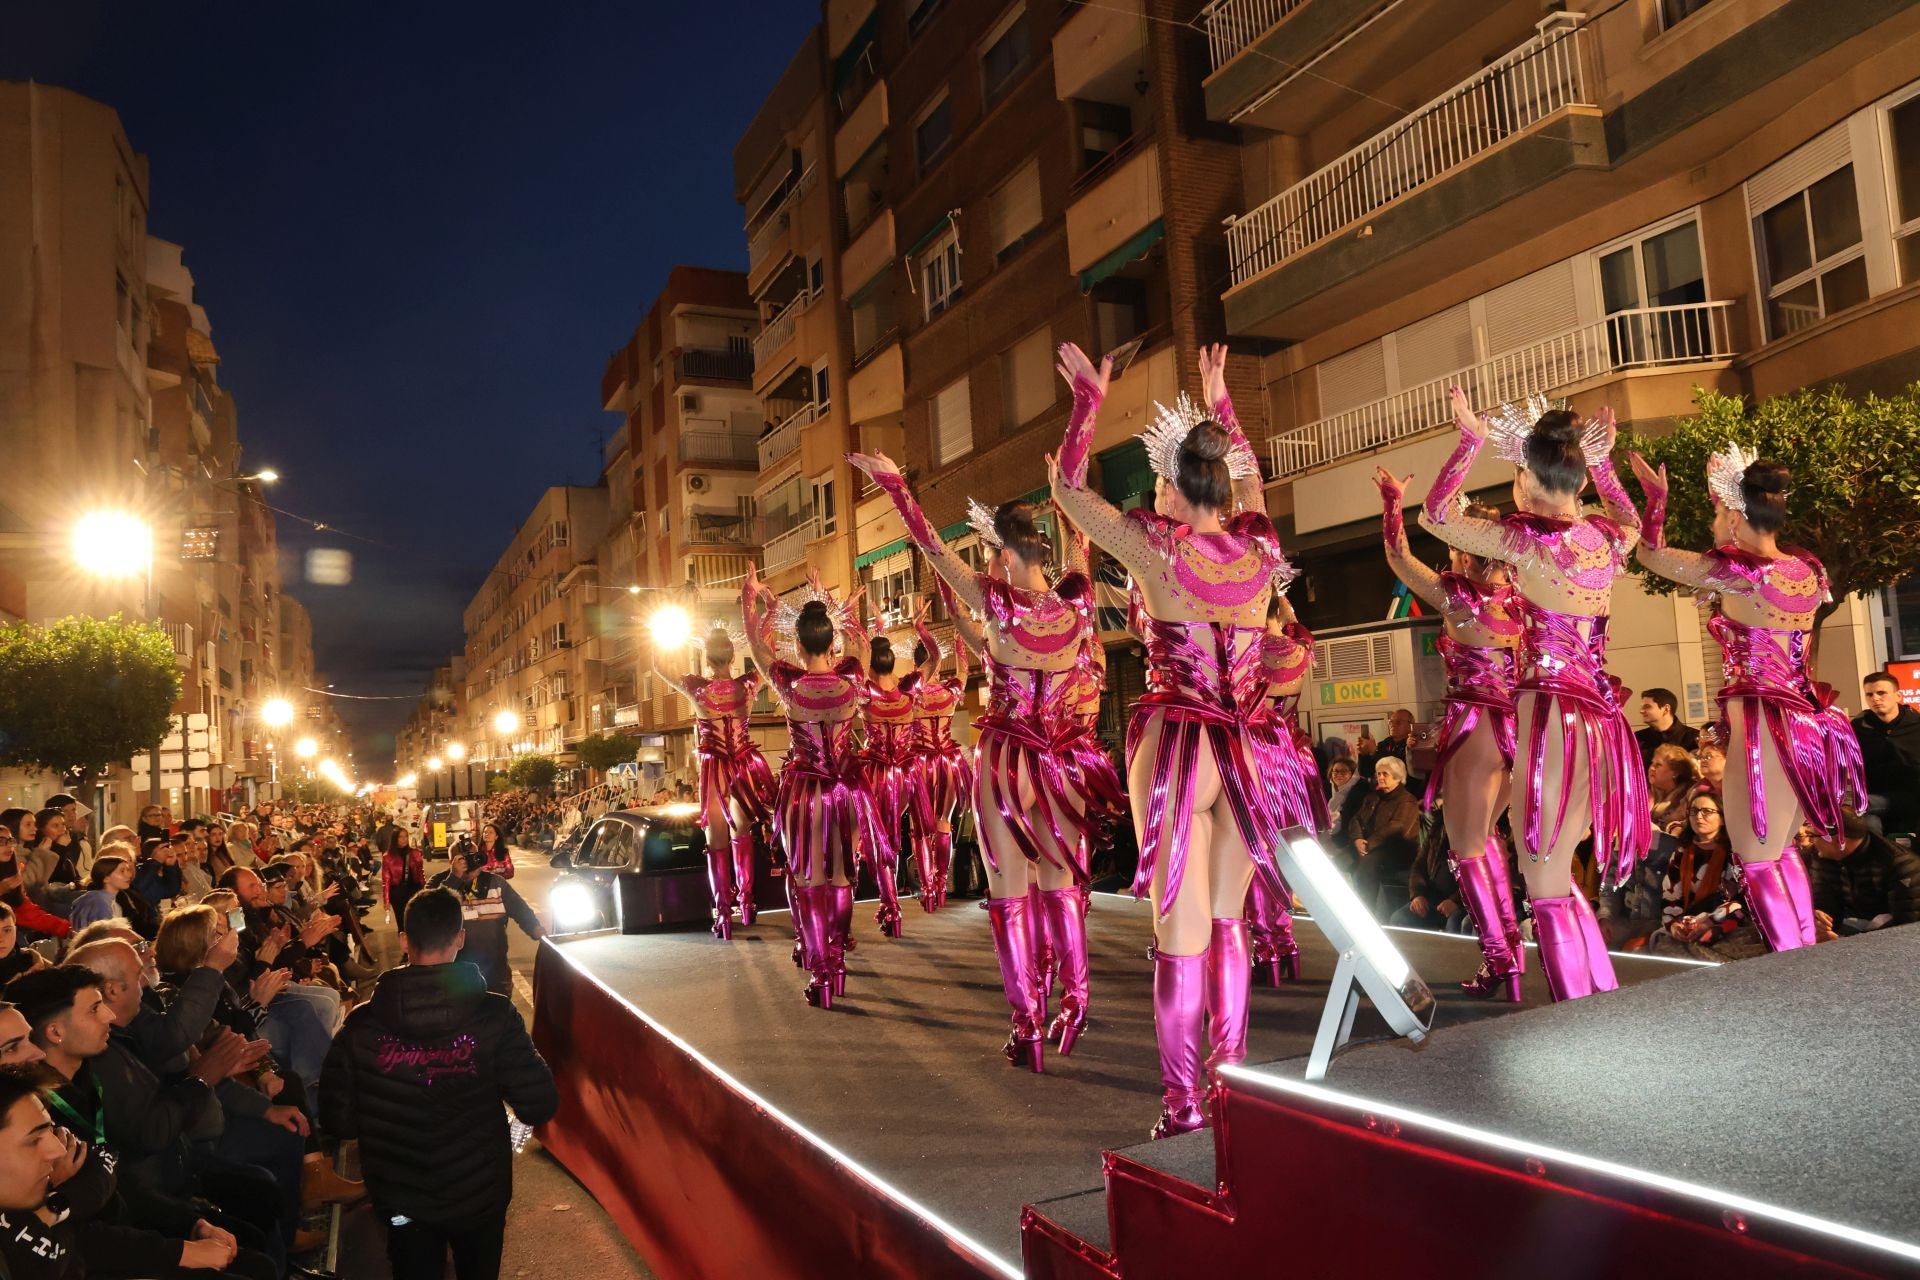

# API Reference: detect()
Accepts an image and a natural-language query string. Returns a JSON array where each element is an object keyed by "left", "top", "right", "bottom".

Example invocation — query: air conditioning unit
[
  {"left": 687, "top": 474, "right": 710, "bottom": 493},
  {"left": 680, "top": 393, "right": 700, "bottom": 413}
]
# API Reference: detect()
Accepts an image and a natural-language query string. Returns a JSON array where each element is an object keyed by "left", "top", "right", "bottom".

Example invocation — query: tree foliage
[
  {"left": 574, "top": 733, "right": 639, "bottom": 773},
  {"left": 486, "top": 774, "right": 515, "bottom": 795},
  {"left": 506, "top": 752, "right": 559, "bottom": 791},
  {"left": 0, "top": 614, "right": 181, "bottom": 780},
  {"left": 1623, "top": 384, "right": 1920, "bottom": 624}
]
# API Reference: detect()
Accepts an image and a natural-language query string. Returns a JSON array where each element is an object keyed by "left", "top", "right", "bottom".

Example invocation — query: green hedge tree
[
  {"left": 574, "top": 733, "right": 639, "bottom": 777},
  {"left": 506, "top": 752, "right": 559, "bottom": 792}
]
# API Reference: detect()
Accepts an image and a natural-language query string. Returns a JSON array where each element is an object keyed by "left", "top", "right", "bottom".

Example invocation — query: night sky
[{"left": 2, "top": 2, "right": 816, "bottom": 771}]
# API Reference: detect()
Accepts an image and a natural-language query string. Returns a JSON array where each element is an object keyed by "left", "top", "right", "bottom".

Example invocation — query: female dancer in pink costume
[
  {"left": 1243, "top": 592, "right": 1320, "bottom": 985},
  {"left": 860, "top": 624, "right": 937, "bottom": 937},
  {"left": 1051, "top": 341, "right": 1297, "bottom": 1138},
  {"left": 909, "top": 592, "right": 971, "bottom": 912},
  {"left": 850, "top": 458, "right": 1100, "bottom": 1073},
  {"left": 740, "top": 566, "right": 884, "bottom": 1008},
  {"left": 1615, "top": 446, "right": 1865, "bottom": 950},
  {"left": 1419, "top": 388, "right": 1648, "bottom": 1001},
  {"left": 1374, "top": 468, "right": 1523, "bottom": 997},
  {"left": 654, "top": 627, "right": 775, "bottom": 940}
]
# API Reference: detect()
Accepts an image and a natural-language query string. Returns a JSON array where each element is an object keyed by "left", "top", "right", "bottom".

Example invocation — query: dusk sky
[{"left": 2, "top": 2, "right": 817, "bottom": 768}]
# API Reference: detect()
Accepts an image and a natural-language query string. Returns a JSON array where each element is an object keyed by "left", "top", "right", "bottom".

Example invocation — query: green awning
[
  {"left": 1078, "top": 218, "right": 1165, "bottom": 292},
  {"left": 831, "top": 9, "right": 880, "bottom": 94},
  {"left": 905, "top": 212, "right": 958, "bottom": 262},
  {"left": 938, "top": 517, "right": 971, "bottom": 541},
  {"left": 1098, "top": 439, "right": 1153, "bottom": 503},
  {"left": 854, "top": 536, "right": 909, "bottom": 570}
]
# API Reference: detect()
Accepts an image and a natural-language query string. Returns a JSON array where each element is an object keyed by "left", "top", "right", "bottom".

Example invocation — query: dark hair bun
[
  {"left": 1182, "top": 423, "right": 1232, "bottom": 463},
  {"left": 798, "top": 600, "right": 830, "bottom": 619},
  {"left": 1739, "top": 459, "right": 1791, "bottom": 534},
  {"left": 1744, "top": 461, "right": 1790, "bottom": 494},
  {"left": 1533, "top": 410, "right": 1582, "bottom": 445}
]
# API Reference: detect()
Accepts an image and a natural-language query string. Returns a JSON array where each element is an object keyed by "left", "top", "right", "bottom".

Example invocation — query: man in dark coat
[
  {"left": 1855, "top": 672, "right": 1920, "bottom": 835},
  {"left": 320, "top": 888, "right": 557, "bottom": 1280},
  {"left": 1635, "top": 687, "right": 1700, "bottom": 770},
  {"left": 1807, "top": 814, "right": 1920, "bottom": 937},
  {"left": 427, "top": 847, "right": 544, "bottom": 996}
]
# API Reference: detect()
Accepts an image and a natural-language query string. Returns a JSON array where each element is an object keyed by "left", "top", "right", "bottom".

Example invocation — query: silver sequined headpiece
[
  {"left": 965, "top": 496, "right": 1003, "bottom": 550},
  {"left": 1140, "top": 392, "right": 1260, "bottom": 484},
  {"left": 1706, "top": 441, "right": 1759, "bottom": 515},
  {"left": 1483, "top": 393, "right": 1610, "bottom": 468},
  {"left": 767, "top": 583, "right": 862, "bottom": 660}
]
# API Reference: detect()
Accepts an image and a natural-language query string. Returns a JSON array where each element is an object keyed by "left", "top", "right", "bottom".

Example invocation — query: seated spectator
[
  {"left": 1647, "top": 745, "right": 1700, "bottom": 843},
  {"left": 1347, "top": 757, "right": 1422, "bottom": 918},
  {"left": 180, "top": 832, "right": 216, "bottom": 901},
  {"left": 136, "top": 803, "right": 171, "bottom": 845},
  {"left": 1695, "top": 739, "right": 1727, "bottom": 791},
  {"left": 0, "top": 904, "right": 43, "bottom": 987},
  {"left": 1807, "top": 813, "right": 1920, "bottom": 937},
  {"left": 217, "top": 868, "right": 346, "bottom": 1088},
  {"left": 226, "top": 821, "right": 257, "bottom": 868},
  {"left": 321, "top": 888, "right": 557, "bottom": 1280},
  {"left": 23, "top": 806, "right": 81, "bottom": 904},
  {"left": 132, "top": 837, "right": 187, "bottom": 924},
  {"left": 40, "top": 792, "right": 94, "bottom": 879},
  {"left": 0, "top": 812, "right": 70, "bottom": 941},
  {"left": 204, "top": 822, "right": 237, "bottom": 881},
  {"left": 1391, "top": 811, "right": 1463, "bottom": 932},
  {"left": 1635, "top": 687, "right": 1701, "bottom": 769},
  {"left": 1855, "top": 671, "right": 1920, "bottom": 835},
  {"left": 1646, "top": 789, "right": 1763, "bottom": 961},
  {"left": 69, "top": 850, "right": 140, "bottom": 933}
]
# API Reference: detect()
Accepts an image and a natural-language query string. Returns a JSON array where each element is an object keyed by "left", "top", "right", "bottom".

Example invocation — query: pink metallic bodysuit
[
  {"left": 909, "top": 667, "right": 972, "bottom": 833},
  {"left": 1425, "top": 573, "right": 1521, "bottom": 809},
  {"left": 685, "top": 673, "right": 775, "bottom": 827},
  {"left": 767, "top": 659, "right": 885, "bottom": 886}
]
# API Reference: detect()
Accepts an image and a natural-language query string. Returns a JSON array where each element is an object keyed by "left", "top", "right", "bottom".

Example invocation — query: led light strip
[
  {"left": 1219, "top": 1065, "right": 1920, "bottom": 1265},
  {"left": 558, "top": 949, "right": 1025, "bottom": 1280}
]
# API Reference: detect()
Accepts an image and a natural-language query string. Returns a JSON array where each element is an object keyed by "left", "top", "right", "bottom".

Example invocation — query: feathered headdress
[
  {"left": 766, "top": 582, "right": 863, "bottom": 659},
  {"left": 1483, "top": 393, "right": 1610, "bottom": 467},
  {"left": 1706, "top": 441, "right": 1759, "bottom": 515},
  {"left": 965, "top": 496, "right": 1003, "bottom": 550},
  {"left": 1140, "top": 392, "right": 1260, "bottom": 484}
]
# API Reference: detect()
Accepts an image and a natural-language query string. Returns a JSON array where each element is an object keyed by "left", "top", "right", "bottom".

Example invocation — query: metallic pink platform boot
[
  {"left": 1246, "top": 878, "right": 1300, "bottom": 984},
  {"left": 786, "top": 874, "right": 803, "bottom": 968},
  {"left": 1532, "top": 895, "right": 1618, "bottom": 1002},
  {"left": 1486, "top": 843, "right": 1526, "bottom": 978},
  {"left": 1204, "top": 919, "right": 1251, "bottom": 1073},
  {"left": 985, "top": 896, "right": 1046, "bottom": 1073},
  {"left": 1740, "top": 851, "right": 1817, "bottom": 951},
  {"left": 912, "top": 832, "right": 937, "bottom": 912},
  {"left": 1152, "top": 951, "right": 1208, "bottom": 1139},
  {"left": 1040, "top": 888, "right": 1089, "bottom": 1055},
  {"left": 1455, "top": 852, "right": 1522, "bottom": 1001},
  {"left": 1569, "top": 891, "right": 1620, "bottom": 992},
  {"left": 731, "top": 834, "right": 757, "bottom": 927},
  {"left": 876, "top": 857, "right": 904, "bottom": 938},
  {"left": 705, "top": 843, "right": 736, "bottom": 941},
  {"left": 1029, "top": 883, "right": 1058, "bottom": 1004},
  {"left": 793, "top": 886, "right": 833, "bottom": 1009},
  {"left": 828, "top": 883, "right": 854, "bottom": 996},
  {"left": 931, "top": 832, "right": 953, "bottom": 908}
]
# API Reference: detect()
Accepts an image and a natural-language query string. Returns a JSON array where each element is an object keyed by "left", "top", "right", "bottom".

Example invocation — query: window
[
  {"left": 915, "top": 92, "right": 953, "bottom": 175},
  {"left": 919, "top": 224, "right": 961, "bottom": 320},
  {"left": 808, "top": 255, "right": 825, "bottom": 298},
  {"left": 1000, "top": 328, "right": 1055, "bottom": 428},
  {"left": 843, "top": 140, "right": 889, "bottom": 234},
  {"left": 1093, "top": 279, "right": 1147, "bottom": 352},
  {"left": 1756, "top": 165, "right": 1866, "bottom": 338},
  {"left": 980, "top": 8, "right": 1032, "bottom": 106},
  {"left": 811, "top": 476, "right": 838, "bottom": 534},
  {"left": 1594, "top": 217, "right": 1708, "bottom": 363},
  {"left": 1659, "top": 0, "right": 1718, "bottom": 29},
  {"left": 812, "top": 359, "right": 831, "bottom": 416},
  {"left": 929, "top": 376, "right": 973, "bottom": 467},
  {"left": 907, "top": 0, "right": 944, "bottom": 36},
  {"left": 1889, "top": 92, "right": 1920, "bottom": 284},
  {"left": 866, "top": 551, "right": 916, "bottom": 624},
  {"left": 990, "top": 159, "right": 1042, "bottom": 263}
]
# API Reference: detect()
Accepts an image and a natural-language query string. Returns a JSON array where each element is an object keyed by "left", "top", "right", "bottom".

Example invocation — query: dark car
[{"left": 547, "top": 804, "right": 783, "bottom": 935}]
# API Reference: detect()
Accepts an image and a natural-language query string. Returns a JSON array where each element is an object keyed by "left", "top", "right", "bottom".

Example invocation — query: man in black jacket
[
  {"left": 427, "top": 847, "right": 545, "bottom": 996},
  {"left": 320, "top": 888, "right": 557, "bottom": 1280},
  {"left": 1806, "top": 815, "right": 1920, "bottom": 937},
  {"left": 1855, "top": 672, "right": 1920, "bottom": 834}
]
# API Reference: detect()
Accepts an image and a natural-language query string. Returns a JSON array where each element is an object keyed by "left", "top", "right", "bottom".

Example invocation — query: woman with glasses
[{"left": 1646, "top": 789, "right": 1756, "bottom": 960}]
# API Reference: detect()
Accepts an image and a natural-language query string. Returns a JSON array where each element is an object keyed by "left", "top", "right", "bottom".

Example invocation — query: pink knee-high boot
[
  {"left": 875, "top": 856, "right": 904, "bottom": 938},
  {"left": 932, "top": 832, "right": 953, "bottom": 908},
  {"left": 1531, "top": 895, "right": 1618, "bottom": 1002},
  {"left": 1040, "top": 888, "right": 1089, "bottom": 1055},
  {"left": 705, "top": 842, "right": 736, "bottom": 940},
  {"left": 1245, "top": 877, "right": 1300, "bottom": 984},
  {"left": 1152, "top": 951, "right": 1209, "bottom": 1139},
  {"left": 828, "top": 883, "right": 853, "bottom": 996},
  {"left": 1485, "top": 842, "right": 1526, "bottom": 976},
  {"left": 731, "top": 833, "right": 756, "bottom": 927},
  {"left": 1028, "top": 882, "right": 1058, "bottom": 1003},
  {"left": 793, "top": 886, "right": 834, "bottom": 1009},
  {"left": 1740, "top": 850, "right": 1817, "bottom": 951},
  {"left": 786, "top": 873, "right": 803, "bottom": 967},
  {"left": 985, "top": 896, "right": 1046, "bottom": 1073},
  {"left": 912, "top": 832, "right": 937, "bottom": 912},
  {"left": 1455, "top": 852, "right": 1522, "bottom": 1001},
  {"left": 1569, "top": 891, "right": 1619, "bottom": 991},
  {"left": 1204, "top": 919, "right": 1252, "bottom": 1073}
]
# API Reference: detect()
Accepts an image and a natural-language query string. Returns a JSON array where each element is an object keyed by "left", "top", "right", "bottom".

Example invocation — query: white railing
[
  {"left": 753, "top": 295, "right": 802, "bottom": 370},
  {"left": 679, "top": 431, "right": 758, "bottom": 465},
  {"left": 1267, "top": 301, "right": 1735, "bottom": 479},
  {"left": 746, "top": 164, "right": 817, "bottom": 272},
  {"left": 761, "top": 514, "right": 823, "bottom": 571},
  {"left": 1198, "top": 0, "right": 1310, "bottom": 71},
  {"left": 163, "top": 621, "right": 194, "bottom": 666},
  {"left": 1227, "top": 14, "right": 1591, "bottom": 286},
  {"left": 757, "top": 403, "right": 815, "bottom": 470}
]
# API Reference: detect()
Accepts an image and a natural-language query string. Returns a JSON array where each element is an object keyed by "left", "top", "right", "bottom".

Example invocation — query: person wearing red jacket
[
  {"left": 474, "top": 823, "right": 515, "bottom": 879},
  {"left": 0, "top": 814, "right": 70, "bottom": 940}
]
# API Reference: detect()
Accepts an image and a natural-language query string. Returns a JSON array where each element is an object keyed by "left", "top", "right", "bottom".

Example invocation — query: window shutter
[
  {"left": 1394, "top": 303, "right": 1476, "bottom": 385},
  {"left": 1746, "top": 122, "right": 1852, "bottom": 218},
  {"left": 991, "top": 159, "right": 1042, "bottom": 253},
  {"left": 1316, "top": 339, "right": 1388, "bottom": 416},
  {"left": 1483, "top": 260, "right": 1580, "bottom": 356},
  {"left": 1003, "top": 328, "right": 1054, "bottom": 427},
  {"left": 931, "top": 376, "right": 973, "bottom": 466}
]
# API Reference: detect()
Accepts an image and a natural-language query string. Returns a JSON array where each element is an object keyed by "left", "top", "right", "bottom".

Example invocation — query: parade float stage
[{"left": 530, "top": 894, "right": 1920, "bottom": 1280}]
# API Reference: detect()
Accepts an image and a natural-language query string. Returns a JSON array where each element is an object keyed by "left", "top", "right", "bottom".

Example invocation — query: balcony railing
[
  {"left": 1267, "top": 301, "right": 1735, "bottom": 479},
  {"left": 676, "top": 347, "right": 753, "bottom": 383},
  {"left": 679, "top": 431, "right": 758, "bottom": 465},
  {"left": 1227, "top": 14, "right": 1591, "bottom": 287},
  {"left": 747, "top": 164, "right": 817, "bottom": 272},
  {"left": 761, "top": 513, "right": 823, "bottom": 572},
  {"left": 1198, "top": 0, "right": 1309, "bottom": 71},
  {"left": 757, "top": 403, "right": 815, "bottom": 470},
  {"left": 752, "top": 295, "right": 804, "bottom": 371},
  {"left": 681, "top": 506, "right": 756, "bottom": 547},
  {"left": 163, "top": 621, "right": 194, "bottom": 667}
]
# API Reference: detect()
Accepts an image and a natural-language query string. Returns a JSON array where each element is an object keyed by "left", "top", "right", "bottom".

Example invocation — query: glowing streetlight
[
  {"left": 261, "top": 698, "right": 295, "bottom": 728},
  {"left": 71, "top": 511, "right": 153, "bottom": 580},
  {"left": 445, "top": 742, "right": 467, "bottom": 761},
  {"left": 251, "top": 469, "right": 279, "bottom": 484},
  {"left": 397, "top": 772, "right": 418, "bottom": 788},
  {"left": 426, "top": 756, "right": 443, "bottom": 772},
  {"left": 648, "top": 604, "right": 693, "bottom": 651},
  {"left": 294, "top": 737, "right": 318, "bottom": 759},
  {"left": 627, "top": 584, "right": 641, "bottom": 595},
  {"left": 491, "top": 710, "right": 520, "bottom": 735}
]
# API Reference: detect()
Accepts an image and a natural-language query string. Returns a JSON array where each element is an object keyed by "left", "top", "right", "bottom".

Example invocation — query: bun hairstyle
[
  {"left": 994, "top": 501, "right": 1052, "bottom": 568},
  {"left": 1739, "top": 460, "right": 1791, "bottom": 535},
  {"left": 704, "top": 627, "right": 734, "bottom": 671},
  {"left": 869, "top": 634, "right": 896, "bottom": 676},
  {"left": 1176, "top": 422, "right": 1234, "bottom": 511},
  {"left": 1458, "top": 502, "right": 1505, "bottom": 573},
  {"left": 796, "top": 601, "right": 835, "bottom": 656},
  {"left": 1523, "top": 409, "right": 1588, "bottom": 496}
]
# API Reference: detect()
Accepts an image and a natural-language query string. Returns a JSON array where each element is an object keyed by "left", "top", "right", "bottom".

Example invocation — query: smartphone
[{"left": 228, "top": 908, "right": 247, "bottom": 932}]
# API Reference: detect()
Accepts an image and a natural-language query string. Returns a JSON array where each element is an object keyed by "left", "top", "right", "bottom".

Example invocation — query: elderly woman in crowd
[
  {"left": 156, "top": 902, "right": 308, "bottom": 1106},
  {"left": 1648, "top": 744, "right": 1700, "bottom": 842},
  {"left": 1347, "top": 756, "right": 1423, "bottom": 917}
]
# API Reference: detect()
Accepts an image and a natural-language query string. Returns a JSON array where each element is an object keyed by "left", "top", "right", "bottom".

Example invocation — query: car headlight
[{"left": 550, "top": 881, "right": 600, "bottom": 932}]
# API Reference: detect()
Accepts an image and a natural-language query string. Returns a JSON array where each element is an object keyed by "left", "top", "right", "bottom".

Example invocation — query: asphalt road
[{"left": 337, "top": 843, "right": 657, "bottom": 1279}]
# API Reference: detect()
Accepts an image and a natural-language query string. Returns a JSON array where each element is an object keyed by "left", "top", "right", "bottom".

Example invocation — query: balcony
[
  {"left": 746, "top": 164, "right": 818, "bottom": 286},
  {"left": 681, "top": 506, "right": 756, "bottom": 548},
  {"left": 761, "top": 512, "right": 823, "bottom": 572},
  {"left": 163, "top": 621, "right": 194, "bottom": 668},
  {"left": 1267, "top": 301, "right": 1735, "bottom": 479},
  {"left": 752, "top": 295, "right": 804, "bottom": 377},
  {"left": 675, "top": 347, "right": 753, "bottom": 384},
  {"left": 1066, "top": 138, "right": 1163, "bottom": 280},
  {"left": 1053, "top": 0, "right": 1146, "bottom": 104},
  {"left": 757, "top": 403, "right": 814, "bottom": 471},
  {"left": 679, "top": 431, "right": 759, "bottom": 466}
]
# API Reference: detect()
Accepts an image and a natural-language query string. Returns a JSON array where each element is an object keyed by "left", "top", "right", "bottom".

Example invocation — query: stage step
[{"left": 1025, "top": 1187, "right": 1112, "bottom": 1254}]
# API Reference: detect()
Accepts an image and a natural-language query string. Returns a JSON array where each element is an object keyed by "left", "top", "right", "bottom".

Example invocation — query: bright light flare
[
  {"left": 261, "top": 698, "right": 295, "bottom": 728},
  {"left": 492, "top": 710, "right": 520, "bottom": 735},
  {"left": 648, "top": 604, "right": 693, "bottom": 651},
  {"left": 71, "top": 511, "right": 152, "bottom": 579},
  {"left": 294, "top": 737, "right": 318, "bottom": 759},
  {"left": 445, "top": 742, "right": 467, "bottom": 761},
  {"left": 254, "top": 468, "right": 279, "bottom": 484},
  {"left": 551, "top": 881, "right": 601, "bottom": 932},
  {"left": 397, "top": 772, "right": 418, "bottom": 788},
  {"left": 426, "top": 756, "right": 443, "bottom": 772}
]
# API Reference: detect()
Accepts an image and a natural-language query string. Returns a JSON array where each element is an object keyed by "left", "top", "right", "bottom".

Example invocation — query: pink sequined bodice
[
  {"left": 864, "top": 682, "right": 919, "bottom": 763},
  {"left": 690, "top": 675, "right": 757, "bottom": 756}
]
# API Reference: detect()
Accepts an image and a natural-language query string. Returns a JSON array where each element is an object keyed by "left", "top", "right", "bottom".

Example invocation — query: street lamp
[
  {"left": 260, "top": 698, "right": 295, "bottom": 729},
  {"left": 427, "top": 756, "right": 443, "bottom": 772},
  {"left": 294, "top": 737, "right": 318, "bottom": 759},
  {"left": 648, "top": 603, "right": 693, "bottom": 651},
  {"left": 445, "top": 742, "right": 467, "bottom": 761},
  {"left": 491, "top": 711, "right": 520, "bottom": 735},
  {"left": 71, "top": 511, "right": 155, "bottom": 616}
]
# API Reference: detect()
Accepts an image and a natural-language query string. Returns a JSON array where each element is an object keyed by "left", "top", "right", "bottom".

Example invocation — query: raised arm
[
  {"left": 1373, "top": 467, "right": 1444, "bottom": 611},
  {"left": 653, "top": 649, "right": 699, "bottom": 705},
  {"left": 1585, "top": 409, "right": 1641, "bottom": 556},
  {"left": 1199, "top": 342, "right": 1266, "bottom": 519},
  {"left": 739, "top": 568, "right": 779, "bottom": 677},
  {"left": 1061, "top": 517, "right": 1091, "bottom": 581},
  {"left": 936, "top": 576, "right": 985, "bottom": 661},
  {"left": 911, "top": 606, "right": 942, "bottom": 683},
  {"left": 1049, "top": 453, "right": 1166, "bottom": 583},
  {"left": 1627, "top": 451, "right": 1716, "bottom": 589},
  {"left": 1418, "top": 387, "right": 1511, "bottom": 563},
  {"left": 848, "top": 452, "right": 986, "bottom": 616}
]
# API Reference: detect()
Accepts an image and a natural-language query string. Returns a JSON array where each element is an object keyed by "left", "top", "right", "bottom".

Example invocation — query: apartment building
[
  {"left": 460, "top": 486, "right": 611, "bottom": 766},
  {"left": 1200, "top": 0, "right": 1920, "bottom": 729},
  {"left": 598, "top": 267, "right": 775, "bottom": 780},
  {"left": 395, "top": 657, "right": 467, "bottom": 779}
]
